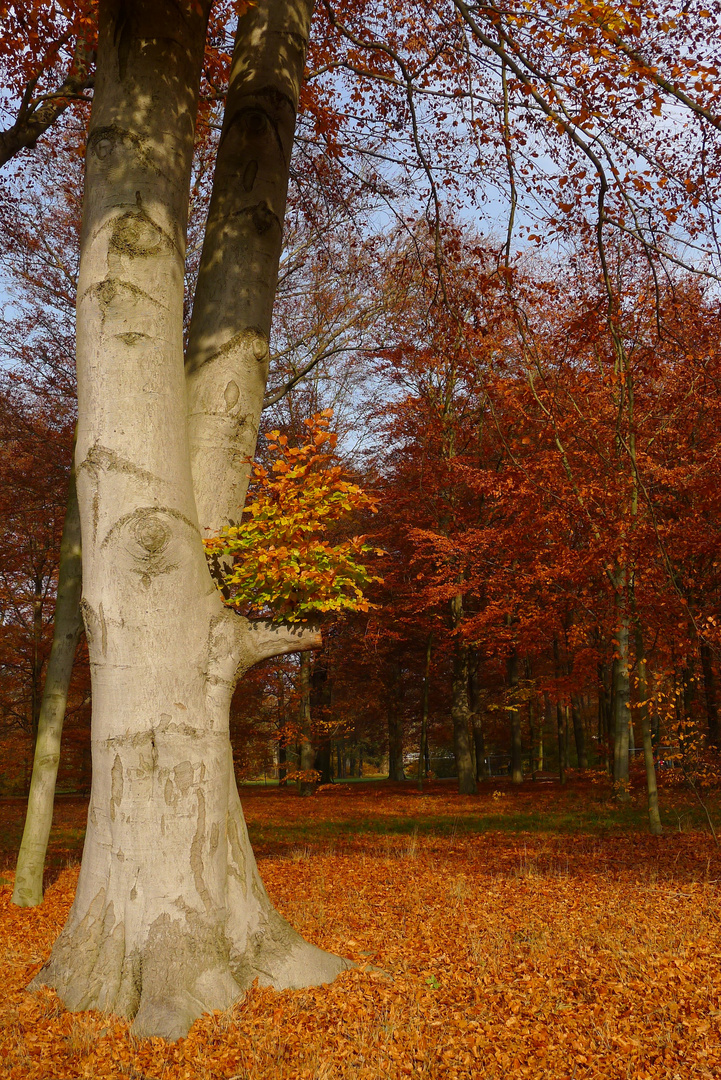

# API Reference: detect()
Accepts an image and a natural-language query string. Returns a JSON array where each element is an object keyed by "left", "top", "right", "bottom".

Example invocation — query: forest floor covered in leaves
[{"left": 1, "top": 778, "right": 721, "bottom": 1079}]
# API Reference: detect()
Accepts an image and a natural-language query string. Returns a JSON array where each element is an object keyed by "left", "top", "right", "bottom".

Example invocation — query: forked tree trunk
[
  {"left": 13, "top": 463, "right": 83, "bottom": 907},
  {"left": 31, "top": 0, "right": 348, "bottom": 1040}
]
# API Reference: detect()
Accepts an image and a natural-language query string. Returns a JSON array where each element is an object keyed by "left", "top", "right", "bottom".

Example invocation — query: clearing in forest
[{"left": 1, "top": 780, "right": 720, "bottom": 1079}]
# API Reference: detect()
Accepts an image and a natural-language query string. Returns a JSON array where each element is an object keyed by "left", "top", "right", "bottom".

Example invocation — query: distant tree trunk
[
  {"left": 681, "top": 624, "right": 697, "bottom": 729},
  {"left": 277, "top": 669, "right": 287, "bottom": 783},
  {"left": 30, "top": 572, "right": 45, "bottom": 745},
  {"left": 556, "top": 703, "right": 567, "bottom": 784},
  {"left": 613, "top": 583, "right": 631, "bottom": 801},
  {"left": 298, "top": 652, "right": 316, "bottom": 796},
  {"left": 387, "top": 662, "right": 405, "bottom": 781},
  {"left": 528, "top": 696, "right": 537, "bottom": 779},
  {"left": 571, "top": 696, "right": 587, "bottom": 769},
  {"left": 418, "top": 633, "right": 432, "bottom": 790},
  {"left": 597, "top": 662, "right": 607, "bottom": 762},
  {"left": 632, "top": 612, "right": 662, "bottom": 835},
  {"left": 314, "top": 743, "right": 332, "bottom": 785},
  {"left": 450, "top": 595, "right": 476, "bottom": 794},
  {"left": 507, "top": 650, "right": 523, "bottom": 784},
  {"left": 469, "top": 649, "right": 487, "bottom": 780},
  {"left": 700, "top": 641, "right": 719, "bottom": 749},
  {"left": 536, "top": 708, "right": 544, "bottom": 774},
  {"left": 552, "top": 638, "right": 566, "bottom": 784},
  {"left": 13, "top": 467, "right": 83, "bottom": 907}
]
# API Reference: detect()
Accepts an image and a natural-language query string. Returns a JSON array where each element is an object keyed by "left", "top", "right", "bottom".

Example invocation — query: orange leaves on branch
[{"left": 205, "top": 412, "right": 383, "bottom": 622}]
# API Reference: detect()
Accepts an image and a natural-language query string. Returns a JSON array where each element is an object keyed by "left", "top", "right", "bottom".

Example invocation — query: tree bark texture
[
  {"left": 31, "top": 0, "right": 348, "bottom": 1040},
  {"left": 13, "top": 464, "right": 84, "bottom": 907}
]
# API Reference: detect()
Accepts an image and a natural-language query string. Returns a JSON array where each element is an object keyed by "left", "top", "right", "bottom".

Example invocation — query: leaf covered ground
[{"left": 1, "top": 780, "right": 721, "bottom": 1079}]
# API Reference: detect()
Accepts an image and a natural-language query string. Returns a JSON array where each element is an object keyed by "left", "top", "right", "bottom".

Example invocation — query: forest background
[{"left": 2, "top": 0, "right": 721, "bottom": 1076}]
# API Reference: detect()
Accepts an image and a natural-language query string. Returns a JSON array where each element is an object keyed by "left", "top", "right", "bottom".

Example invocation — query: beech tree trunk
[
  {"left": 450, "top": 595, "right": 476, "bottom": 795},
  {"left": 571, "top": 696, "right": 587, "bottom": 770},
  {"left": 31, "top": 0, "right": 349, "bottom": 1040},
  {"left": 298, "top": 651, "right": 316, "bottom": 795},
  {"left": 13, "top": 464, "right": 83, "bottom": 907},
  {"left": 613, "top": 584, "right": 631, "bottom": 801},
  {"left": 633, "top": 616, "right": 662, "bottom": 835},
  {"left": 507, "top": 650, "right": 523, "bottom": 784},
  {"left": 387, "top": 662, "right": 405, "bottom": 781},
  {"left": 418, "top": 633, "right": 432, "bottom": 789},
  {"left": 700, "top": 641, "right": 719, "bottom": 749},
  {"left": 469, "top": 648, "right": 487, "bottom": 780}
]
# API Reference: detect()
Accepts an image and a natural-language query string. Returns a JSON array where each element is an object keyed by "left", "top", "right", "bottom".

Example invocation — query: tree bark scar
[
  {"left": 190, "top": 787, "right": 212, "bottom": 911},
  {"left": 110, "top": 753, "right": 124, "bottom": 821},
  {"left": 114, "top": 0, "right": 133, "bottom": 83},
  {"left": 242, "top": 159, "right": 258, "bottom": 192}
]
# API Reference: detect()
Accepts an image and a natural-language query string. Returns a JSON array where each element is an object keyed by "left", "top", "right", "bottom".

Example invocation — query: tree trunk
[
  {"left": 418, "top": 633, "right": 432, "bottom": 789},
  {"left": 700, "top": 641, "right": 719, "bottom": 749},
  {"left": 633, "top": 615, "right": 662, "bottom": 835},
  {"left": 387, "top": 662, "right": 405, "bottom": 781},
  {"left": 31, "top": 0, "right": 348, "bottom": 1040},
  {"left": 469, "top": 648, "right": 487, "bottom": 780},
  {"left": 570, "top": 696, "right": 587, "bottom": 769},
  {"left": 613, "top": 583, "right": 631, "bottom": 801},
  {"left": 556, "top": 702, "right": 566, "bottom": 784},
  {"left": 552, "top": 638, "right": 566, "bottom": 784},
  {"left": 298, "top": 651, "right": 316, "bottom": 796},
  {"left": 314, "top": 742, "right": 332, "bottom": 785},
  {"left": 450, "top": 595, "right": 476, "bottom": 794},
  {"left": 528, "top": 696, "right": 537, "bottom": 779},
  {"left": 507, "top": 650, "right": 523, "bottom": 784},
  {"left": 30, "top": 572, "right": 44, "bottom": 744},
  {"left": 13, "top": 465, "right": 83, "bottom": 907}
]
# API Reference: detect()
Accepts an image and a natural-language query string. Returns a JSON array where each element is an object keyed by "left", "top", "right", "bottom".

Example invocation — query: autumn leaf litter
[{"left": 1, "top": 784, "right": 720, "bottom": 1079}]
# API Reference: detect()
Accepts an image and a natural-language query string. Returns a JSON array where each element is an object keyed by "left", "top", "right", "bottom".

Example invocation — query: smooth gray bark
[
  {"left": 12, "top": 464, "right": 83, "bottom": 906},
  {"left": 31, "top": 0, "right": 348, "bottom": 1040}
]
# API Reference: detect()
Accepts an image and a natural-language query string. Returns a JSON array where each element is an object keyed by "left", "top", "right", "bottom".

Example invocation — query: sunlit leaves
[{"left": 205, "top": 412, "right": 383, "bottom": 622}]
